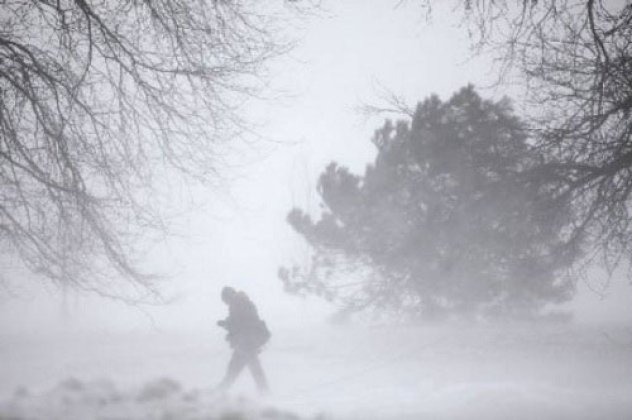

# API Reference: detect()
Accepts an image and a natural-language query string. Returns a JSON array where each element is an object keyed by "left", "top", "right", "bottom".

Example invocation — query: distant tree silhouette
[
  {"left": 280, "top": 87, "right": 576, "bottom": 319},
  {"left": 0, "top": 1, "right": 295, "bottom": 298}
]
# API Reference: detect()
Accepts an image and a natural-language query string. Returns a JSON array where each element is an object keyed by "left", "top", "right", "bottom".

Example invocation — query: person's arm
[
  {"left": 219, "top": 295, "right": 258, "bottom": 332},
  {"left": 218, "top": 303, "right": 240, "bottom": 330}
]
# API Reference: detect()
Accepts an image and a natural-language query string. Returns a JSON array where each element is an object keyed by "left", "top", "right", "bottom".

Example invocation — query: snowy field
[{"left": 2, "top": 322, "right": 632, "bottom": 419}]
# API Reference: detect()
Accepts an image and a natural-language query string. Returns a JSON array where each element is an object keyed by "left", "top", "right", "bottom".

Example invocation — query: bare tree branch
[{"left": 0, "top": 0, "right": 296, "bottom": 298}]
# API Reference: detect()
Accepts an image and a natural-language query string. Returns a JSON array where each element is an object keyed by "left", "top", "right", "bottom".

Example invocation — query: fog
[{"left": 2, "top": 1, "right": 632, "bottom": 419}]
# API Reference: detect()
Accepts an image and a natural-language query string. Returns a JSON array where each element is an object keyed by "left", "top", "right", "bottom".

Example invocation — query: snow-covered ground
[{"left": 2, "top": 322, "right": 632, "bottom": 419}]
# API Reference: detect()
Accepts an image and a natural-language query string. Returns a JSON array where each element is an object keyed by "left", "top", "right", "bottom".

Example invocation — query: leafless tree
[
  {"left": 417, "top": 0, "right": 632, "bottom": 281},
  {"left": 0, "top": 0, "right": 295, "bottom": 298}
]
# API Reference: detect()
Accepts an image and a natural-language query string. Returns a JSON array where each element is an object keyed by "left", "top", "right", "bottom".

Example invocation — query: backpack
[{"left": 253, "top": 319, "right": 271, "bottom": 348}]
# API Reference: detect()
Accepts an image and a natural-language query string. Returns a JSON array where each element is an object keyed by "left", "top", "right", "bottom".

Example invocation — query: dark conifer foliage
[{"left": 281, "top": 87, "right": 575, "bottom": 319}]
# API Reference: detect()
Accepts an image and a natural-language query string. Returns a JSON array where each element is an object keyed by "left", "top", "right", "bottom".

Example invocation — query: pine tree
[{"left": 280, "top": 86, "right": 576, "bottom": 319}]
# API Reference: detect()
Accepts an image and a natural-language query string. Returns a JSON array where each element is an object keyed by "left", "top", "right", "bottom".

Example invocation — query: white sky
[{"left": 1, "top": 0, "right": 631, "bottom": 334}]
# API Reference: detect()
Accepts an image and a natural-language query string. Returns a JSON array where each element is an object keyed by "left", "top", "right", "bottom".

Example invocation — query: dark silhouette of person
[{"left": 217, "top": 286, "right": 270, "bottom": 392}]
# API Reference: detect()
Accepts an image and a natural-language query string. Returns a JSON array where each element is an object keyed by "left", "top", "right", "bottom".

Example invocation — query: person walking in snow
[{"left": 216, "top": 286, "right": 270, "bottom": 393}]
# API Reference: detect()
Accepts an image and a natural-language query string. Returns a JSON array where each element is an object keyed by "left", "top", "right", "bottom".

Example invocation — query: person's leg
[
  {"left": 246, "top": 353, "right": 269, "bottom": 393},
  {"left": 218, "top": 350, "right": 247, "bottom": 390}
]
